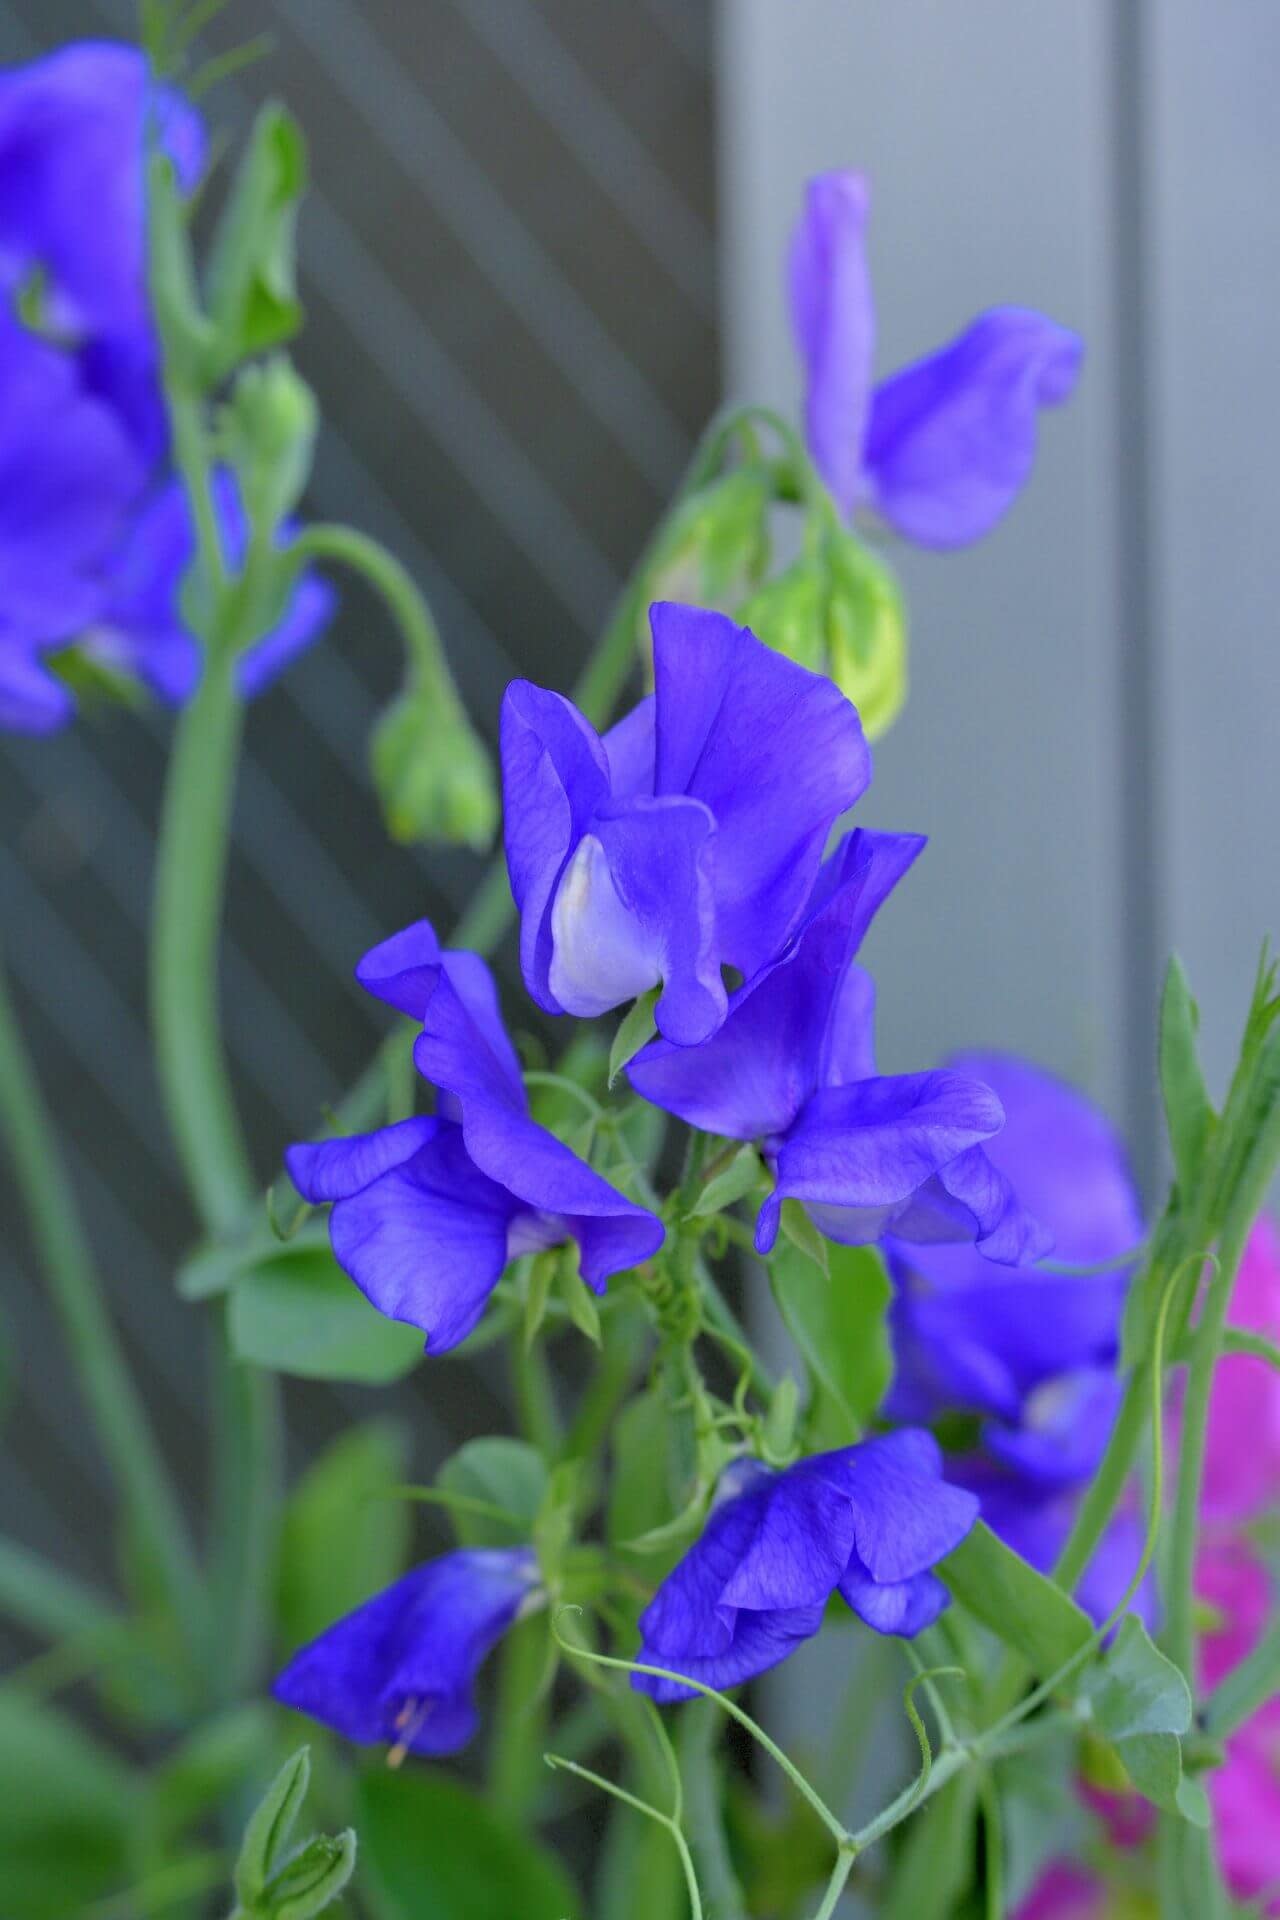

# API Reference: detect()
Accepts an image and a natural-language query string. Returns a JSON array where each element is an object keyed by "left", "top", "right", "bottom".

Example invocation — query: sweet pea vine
[{"left": 0, "top": 20, "right": 1275, "bottom": 1920}]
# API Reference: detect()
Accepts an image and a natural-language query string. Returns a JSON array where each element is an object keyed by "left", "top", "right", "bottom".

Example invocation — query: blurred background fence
[{"left": 2, "top": 0, "right": 1277, "bottom": 1678}]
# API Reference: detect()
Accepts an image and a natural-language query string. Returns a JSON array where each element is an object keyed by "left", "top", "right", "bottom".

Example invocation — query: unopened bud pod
[
  {"left": 824, "top": 532, "right": 908, "bottom": 742},
  {"left": 221, "top": 357, "right": 319, "bottom": 538},
  {"left": 371, "top": 680, "right": 498, "bottom": 853},
  {"left": 642, "top": 468, "right": 772, "bottom": 654},
  {"left": 737, "top": 558, "right": 827, "bottom": 676}
]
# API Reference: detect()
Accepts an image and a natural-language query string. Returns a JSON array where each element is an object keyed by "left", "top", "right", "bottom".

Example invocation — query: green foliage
[
  {"left": 775, "top": 1196, "right": 829, "bottom": 1277},
  {"left": 0, "top": 1693, "right": 132, "bottom": 1919},
  {"left": 607, "top": 1387, "right": 675, "bottom": 1549},
  {"left": 688, "top": 1143, "right": 762, "bottom": 1219},
  {"left": 370, "top": 680, "right": 499, "bottom": 851},
  {"left": 1081, "top": 1618, "right": 1208, "bottom": 1825},
  {"left": 436, "top": 1436, "right": 548, "bottom": 1547},
  {"left": 205, "top": 102, "right": 307, "bottom": 381},
  {"left": 768, "top": 1238, "right": 893, "bottom": 1445},
  {"left": 357, "top": 1767, "right": 580, "bottom": 1919},
  {"left": 220, "top": 356, "right": 318, "bottom": 539},
  {"left": 609, "top": 987, "right": 661, "bottom": 1088},
  {"left": 276, "top": 1420, "right": 411, "bottom": 1650},
  {"left": 1159, "top": 956, "right": 1216, "bottom": 1191},
  {"left": 233, "top": 1746, "right": 355, "bottom": 1920},
  {"left": 228, "top": 1243, "right": 423, "bottom": 1383},
  {"left": 142, "top": 1703, "right": 275, "bottom": 1855},
  {"left": 939, "top": 1522, "right": 1093, "bottom": 1676}
]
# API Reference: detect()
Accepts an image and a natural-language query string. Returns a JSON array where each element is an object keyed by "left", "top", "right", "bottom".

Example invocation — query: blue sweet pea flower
[
  {"left": 288, "top": 920, "right": 665, "bottom": 1352},
  {"left": 0, "top": 311, "right": 148, "bottom": 731},
  {"left": 790, "top": 170, "right": 1082, "bottom": 546},
  {"left": 0, "top": 41, "right": 205, "bottom": 463},
  {"left": 92, "top": 469, "right": 336, "bottom": 703},
  {"left": 629, "top": 830, "right": 1049, "bottom": 1264},
  {"left": 884, "top": 1053, "right": 1150, "bottom": 1623},
  {"left": 273, "top": 1548, "right": 541, "bottom": 1757},
  {"left": 501, "top": 602, "right": 870, "bottom": 1046},
  {"left": 633, "top": 1433, "right": 978, "bottom": 1701}
]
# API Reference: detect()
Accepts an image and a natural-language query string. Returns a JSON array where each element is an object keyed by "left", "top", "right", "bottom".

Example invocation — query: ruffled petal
[
  {"left": 823, "top": 1431, "right": 979, "bottom": 1582},
  {"left": 548, "top": 797, "right": 723, "bottom": 1043},
  {"left": 837, "top": 1559, "right": 950, "bottom": 1636},
  {"left": 716, "top": 1467, "right": 857, "bottom": 1612},
  {"left": 636, "top": 1465, "right": 776, "bottom": 1660},
  {"left": 633, "top": 1604, "right": 826, "bottom": 1703},
  {"left": 628, "top": 829, "right": 920, "bottom": 1138},
  {"left": 500, "top": 678, "right": 612, "bottom": 1013},
  {"left": 789, "top": 170, "right": 876, "bottom": 518},
  {"left": 326, "top": 1126, "right": 517, "bottom": 1352},
  {"left": 755, "top": 1071, "right": 1007, "bottom": 1255},
  {"left": 984, "top": 1366, "right": 1120, "bottom": 1488},
  {"left": 864, "top": 307, "right": 1083, "bottom": 548},
  {"left": 650, "top": 603, "right": 870, "bottom": 979},
  {"left": 285, "top": 1114, "right": 441, "bottom": 1202},
  {"left": 355, "top": 921, "right": 522, "bottom": 1089},
  {"left": 603, "top": 695, "right": 656, "bottom": 798}
]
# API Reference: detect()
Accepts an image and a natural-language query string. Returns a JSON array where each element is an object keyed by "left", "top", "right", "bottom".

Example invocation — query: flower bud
[
  {"left": 737, "top": 558, "right": 827, "bottom": 675},
  {"left": 220, "top": 356, "right": 319, "bottom": 536},
  {"left": 371, "top": 682, "right": 498, "bottom": 852},
  {"left": 643, "top": 468, "right": 772, "bottom": 650},
  {"left": 823, "top": 531, "right": 908, "bottom": 741}
]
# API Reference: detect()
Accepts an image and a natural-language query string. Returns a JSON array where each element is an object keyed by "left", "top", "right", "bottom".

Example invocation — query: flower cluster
[{"left": 0, "top": 43, "right": 331, "bottom": 733}]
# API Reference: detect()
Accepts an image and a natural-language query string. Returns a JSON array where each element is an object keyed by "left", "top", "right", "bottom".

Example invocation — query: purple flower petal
[
  {"left": 650, "top": 603, "right": 871, "bottom": 979},
  {"left": 837, "top": 1562, "right": 949, "bottom": 1637},
  {"left": 326, "top": 1125, "right": 518, "bottom": 1352},
  {"left": 272, "top": 1547, "right": 538, "bottom": 1754},
  {"left": 789, "top": 170, "right": 876, "bottom": 518},
  {"left": 550, "top": 797, "right": 723, "bottom": 1044},
  {"left": 864, "top": 307, "right": 1083, "bottom": 548},
  {"left": 355, "top": 920, "right": 523, "bottom": 1091},
  {"left": 634, "top": 1604, "right": 827, "bottom": 1703},
  {"left": 984, "top": 1366, "right": 1121, "bottom": 1489},
  {"left": 500, "top": 678, "right": 613, "bottom": 1013},
  {"left": 755, "top": 1070, "right": 1008, "bottom": 1255},
  {"left": 286, "top": 1114, "right": 441, "bottom": 1203},
  {"left": 814, "top": 1431, "right": 979, "bottom": 1583},
  {"left": 628, "top": 828, "right": 920, "bottom": 1138},
  {"left": 603, "top": 694, "right": 656, "bottom": 798},
  {"left": 0, "top": 641, "right": 76, "bottom": 733}
]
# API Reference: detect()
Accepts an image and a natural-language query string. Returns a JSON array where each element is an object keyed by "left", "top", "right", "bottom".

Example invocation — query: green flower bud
[
  {"left": 371, "top": 681, "right": 498, "bottom": 853},
  {"left": 642, "top": 468, "right": 772, "bottom": 652},
  {"left": 740, "top": 536, "right": 907, "bottom": 742},
  {"left": 823, "top": 532, "right": 908, "bottom": 742},
  {"left": 221, "top": 356, "right": 319, "bottom": 536}
]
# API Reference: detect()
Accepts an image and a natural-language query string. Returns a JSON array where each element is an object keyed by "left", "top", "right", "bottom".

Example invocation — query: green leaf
[
  {"left": 533, "top": 1459, "right": 582, "bottom": 1578},
  {"left": 776, "top": 1197, "right": 829, "bottom": 1277},
  {"left": 204, "top": 102, "right": 307, "bottom": 379},
  {"left": 608, "top": 987, "right": 660, "bottom": 1088},
  {"left": 144, "top": 1704, "right": 274, "bottom": 1853},
  {"left": 688, "top": 1143, "right": 762, "bottom": 1218},
  {"left": 436, "top": 1437, "right": 548, "bottom": 1548},
  {"left": 235, "top": 1746, "right": 311, "bottom": 1904},
  {"left": 607, "top": 1388, "right": 673, "bottom": 1549},
  {"left": 522, "top": 1250, "right": 556, "bottom": 1349},
  {"left": 177, "top": 1219, "right": 330, "bottom": 1302},
  {"left": 1160, "top": 956, "right": 1216, "bottom": 1188},
  {"left": 768, "top": 1239, "right": 892, "bottom": 1445},
  {"left": 229, "top": 1244, "right": 423, "bottom": 1383},
  {"left": 263, "top": 1830, "right": 357, "bottom": 1920},
  {"left": 939, "top": 1522, "right": 1093, "bottom": 1676},
  {"left": 358, "top": 1767, "right": 580, "bottom": 1919},
  {"left": 0, "top": 1694, "right": 131, "bottom": 1920},
  {"left": 1083, "top": 1616, "right": 1192, "bottom": 1742},
  {"left": 556, "top": 1242, "right": 602, "bottom": 1346},
  {"left": 276, "top": 1420, "right": 410, "bottom": 1651}
]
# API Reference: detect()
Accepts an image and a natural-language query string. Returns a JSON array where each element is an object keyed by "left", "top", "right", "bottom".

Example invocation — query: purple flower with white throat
[
  {"left": 629, "top": 831, "right": 1049, "bottom": 1265},
  {"left": 287, "top": 920, "right": 664, "bottom": 1354},
  {"left": 632, "top": 1432, "right": 978, "bottom": 1701},
  {"left": 501, "top": 602, "right": 869, "bottom": 1047},
  {"left": 273, "top": 1548, "right": 540, "bottom": 1758},
  {"left": 791, "top": 170, "right": 1082, "bottom": 546}
]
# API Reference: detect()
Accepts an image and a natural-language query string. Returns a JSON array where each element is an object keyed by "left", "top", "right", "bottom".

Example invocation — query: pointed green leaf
[
  {"left": 555, "top": 1243, "right": 601, "bottom": 1346},
  {"left": 777, "top": 1197, "right": 829, "bottom": 1277},
  {"left": 0, "top": 1694, "right": 131, "bottom": 1920},
  {"left": 205, "top": 102, "right": 307, "bottom": 379},
  {"left": 1160, "top": 956, "right": 1216, "bottom": 1188},
  {"left": 939, "top": 1522, "right": 1093, "bottom": 1676},
  {"left": 688, "top": 1143, "right": 763, "bottom": 1218},
  {"left": 235, "top": 1747, "right": 310, "bottom": 1904},
  {"left": 1083, "top": 1616, "right": 1192, "bottom": 1741},
  {"left": 608, "top": 987, "right": 660, "bottom": 1088},
  {"left": 264, "top": 1829, "right": 357, "bottom": 1919},
  {"left": 523, "top": 1250, "right": 556, "bottom": 1350}
]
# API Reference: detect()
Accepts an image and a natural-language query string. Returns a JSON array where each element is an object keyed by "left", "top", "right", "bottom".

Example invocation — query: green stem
[
  {"left": 679, "top": 1702, "right": 748, "bottom": 1920},
  {"left": 490, "top": 1612, "right": 550, "bottom": 1822},
  {"left": 208, "top": 1354, "right": 283, "bottom": 1703},
  {"left": 810, "top": 1850, "right": 856, "bottom": 1920},
  {"left": 0, "top": 953, "right": 202, "bottom": 1632},
  {"left": 149, "top": 638, "right": 252, "bottom": 1237}
]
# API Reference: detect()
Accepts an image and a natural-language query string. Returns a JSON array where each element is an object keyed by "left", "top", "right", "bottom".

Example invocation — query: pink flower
[{"left": 1013, "top": 1862, "right": 1106, "bottom": 1919}]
